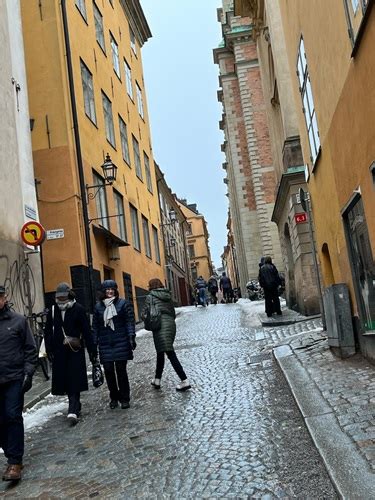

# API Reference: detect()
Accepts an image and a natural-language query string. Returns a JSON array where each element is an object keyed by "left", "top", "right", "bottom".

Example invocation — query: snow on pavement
[{"left": 23, "top": 395, "right": 67, "bottom": 432}]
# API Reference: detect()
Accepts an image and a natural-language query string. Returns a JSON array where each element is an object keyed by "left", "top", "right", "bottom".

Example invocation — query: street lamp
[{"left": 86, "top": 153, "right": 118, "bottom": 203}]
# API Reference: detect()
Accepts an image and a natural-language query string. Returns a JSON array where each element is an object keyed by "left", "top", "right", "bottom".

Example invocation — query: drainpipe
[{"left": 60, "top": 0, "right": 94, "bottom": 311}]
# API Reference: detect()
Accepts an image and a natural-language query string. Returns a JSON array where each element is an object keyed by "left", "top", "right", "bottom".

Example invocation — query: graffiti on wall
[{"left": 0, "top": 253, "right": 36, "bottom": 314}]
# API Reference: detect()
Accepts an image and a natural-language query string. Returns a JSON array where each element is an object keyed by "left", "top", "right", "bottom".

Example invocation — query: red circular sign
[{"left": 21, "top": 221, "right": 46, "bottom": 246}]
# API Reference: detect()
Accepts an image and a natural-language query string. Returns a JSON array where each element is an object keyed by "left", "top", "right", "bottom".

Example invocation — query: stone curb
[
  {"left": 260, "top": 313, "right": 321, "bottom": 327},
  {"left": 273, "top": 345, "right": 375, "bottom": 499},
  {"left": 24, "top": 386, "right": 51, "bottom": 411}
]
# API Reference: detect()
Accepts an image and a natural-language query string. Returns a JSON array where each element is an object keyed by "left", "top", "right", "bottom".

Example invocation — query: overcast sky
[{"left": 140, "top": 0, "right": 227, "bottom": 269}]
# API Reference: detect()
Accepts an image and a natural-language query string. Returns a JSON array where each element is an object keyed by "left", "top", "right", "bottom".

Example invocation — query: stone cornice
[
  {"left": 271, "top": 169, "right": 306, "bottom": 224},
  {"left": 119, "top": 0, "right": 152, "bottom": 46}
]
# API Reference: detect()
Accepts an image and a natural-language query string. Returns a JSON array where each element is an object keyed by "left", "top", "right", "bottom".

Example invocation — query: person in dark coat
[
  {"left": 258, "top": 256, "right": 282, "bottom": 317},
  {"left": 92, "top": 280, "right": 136, "bottom": 410},
  {"left": 195, "top": 276, "right": 207, "bottom": 307},
  {"left": 219, "top": 272, "right": 233, "bottom": 303},
  {"left": 44, "top": 282, "right": 95, "bottom": 426},
  {"left": 141, "top": 278, "right": 191, "bottom": 391},
  {"left": 207, "top": 275, "right": 218, "bottom": 304},
  {"left": 0, "top": 285, "right": 37, "bottom": 481}
]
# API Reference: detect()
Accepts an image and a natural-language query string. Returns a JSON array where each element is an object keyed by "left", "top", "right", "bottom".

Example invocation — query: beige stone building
[
  {"left": 213, "top": 1, "right": 282, "bottom": 296},
  {"left": 234, "top": 0, "right": 320, "bottom": 315},
  {"left": 221, "top": 212, "right": 240, "bottom": 291}
]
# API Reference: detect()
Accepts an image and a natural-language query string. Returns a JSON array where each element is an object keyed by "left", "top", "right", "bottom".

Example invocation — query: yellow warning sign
[{"left": 21, "top": 221, "right": 46, "bottom": 246}]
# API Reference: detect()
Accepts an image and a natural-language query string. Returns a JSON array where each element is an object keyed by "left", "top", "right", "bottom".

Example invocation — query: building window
[
  {"left": 297, "top": 37, "right": 320, "bottom": 166},
  {"left": 351, "top": 0, "right": 359, "bottom": 12},
  {"left": 114, "top": 190, "right": 127, "bottom": 241},
  {"left": 136, "top": 82, "right": 144, "bottom": 119},
  {"left": 102, "top": 92, "right": 116, "bottom": 147},
  {"left": 130, "top": 205, "right": 141, "bottom": 251},
  {"left": 142, "top": 216, "right": 152, "bottom": 258},
  {"left": 130, "top": 28, "right": 136, "bottom": 55},
  {"left": 144, "top": 153, "right": 153, "bottom": 193},
  {"left": 93, "top": 172, "right": 109, "bottom": 229},
  {"left": 188, "top": 244, "right": 195, "bottom": 259},
  {"left": 191, "top": 265, "right": 198, "bottom": 282},
  {"left": 75, "top": 0, "right": 87, "bottom": 20},
  {"left": 93, "top": 2, "right": 105, "bottom": 52},
  {"left": 132, "top": 135, "right": 143, "bottom": 180},
  {"left": 110, "top": 33, "right": 121, "bottom": 78},
  {"left": 343, "top": 0, "right": 370, "bottom": 49},
  {"left": 152, "top": 226, "right": 161, "bottom": 264},
  {"left": 119, "top": 116, "right": 130, "bottom": 165},
  {"left": 124, "top": 60, "right": 133, "bottom": 100},
  {"left": 80, "top": 60, "right": 96, "bottom": 124},
  {"left": 186, "top": 223, "right": 193, "bottom": 235}
]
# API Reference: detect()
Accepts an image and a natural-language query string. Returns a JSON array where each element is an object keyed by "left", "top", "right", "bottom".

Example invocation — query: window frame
[
  {"left": 118, "top": 115, "right": 131, "bottom": 166},
  {"left": 75, "top": 0, "right": 87, "bottom": 21},
  {"left": 124, "top": 59, "right": 134, "bottom": 100},
  {"left": 93, "top": 171, "right": 109, "bottom": 230},
  {"left": 110, "top": 32, "right": 121, "bottom": 79},
  {"left": 136, "top": 82, "right": 144, "bottom": 119},
  {"left": 101, "top": 91, "right": 116, "bottom": 148},
  {"left": 113, "top": 189, "right": 127, "bottom": 242},
  {"left": 80, "top": 59, "right": 97, "bottom": 125},
  {"left": 130, "top": 204, "right": 141, "bottom": 251},
  {"left": 142, "top": 216, "right": 152, "bottom": 259},
  {"left": 93, "top": 2, "right": 105, "bottom": 53},
  {"left": 152, "top": 226, "right": 161, "bottom": 264},
  {"left": 130, "top": 28, "right": 137, "bottom": 55},
  {"left": 132, "top": 135, "right": 143, "bottom": 180},
  {"left": 144, "top": 152, "right": 153, "bottom": 193}
]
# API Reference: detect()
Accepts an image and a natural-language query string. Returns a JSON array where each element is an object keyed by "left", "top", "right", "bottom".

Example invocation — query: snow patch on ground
[
  {"left": 236, "top": 298, "right": 265, "bottom": 327},
  {"left": 23, "top": 395, "right": 67, "bottom": 432}
]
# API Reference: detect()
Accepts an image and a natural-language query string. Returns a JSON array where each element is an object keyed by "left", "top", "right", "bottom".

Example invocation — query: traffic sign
[
  {"left": 295, "top": 212, "right": 307, "bottom": 224},
  {"left": 21, "top": 221, "right": 46, "bottom": 246}
]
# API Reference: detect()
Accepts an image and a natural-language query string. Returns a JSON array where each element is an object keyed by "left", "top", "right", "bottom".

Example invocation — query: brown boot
[{"left": 2, "top": 464, "right": 23, "bottom": 481}]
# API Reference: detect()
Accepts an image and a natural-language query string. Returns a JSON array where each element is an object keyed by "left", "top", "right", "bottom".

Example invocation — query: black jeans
[
  {"left": 68, "top": 393, "right": 81, "bottom": 415},
  {"left": 155, "top": 351, "right": 187, "bottom": 381},
  {"left": 264, "top": 287, "right": 281, "bottom": 316},
  {"left": 0, "top": 380, "right": 24, "bottom": 465},
  {"left": 103, "top": 361, "right": 130, "bottom": 402}
]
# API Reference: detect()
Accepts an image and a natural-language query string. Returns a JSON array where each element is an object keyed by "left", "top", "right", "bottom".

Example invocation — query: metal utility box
[{"left": 323, "top": 283, "right": 355, "bottom": 358}]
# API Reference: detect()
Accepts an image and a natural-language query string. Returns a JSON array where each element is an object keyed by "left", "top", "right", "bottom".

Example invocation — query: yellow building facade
[
  {"left": 21, "top": 0, "right": 165, "bottom": 317},
  {"left": 178, "top": 201, "right": 213, "bottom": 284}
]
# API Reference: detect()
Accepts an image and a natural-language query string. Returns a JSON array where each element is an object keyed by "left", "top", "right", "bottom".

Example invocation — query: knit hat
[
  {"left": 101, "top": 280, "right": 118, "bottom": 291},
  {"left": 0, "top": 285, "right": 5, "bottom": 295},
  {"left": 55, "top": 282, "right": 71, "bottom": 298}
]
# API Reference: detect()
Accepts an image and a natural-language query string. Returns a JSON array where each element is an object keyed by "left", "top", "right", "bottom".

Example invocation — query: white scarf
[
  {"left": 103, "top": 297, "right": 117, "bottom": 331},
  {"left": 57, "top": 299, "right": 76, "bottom": 321}
]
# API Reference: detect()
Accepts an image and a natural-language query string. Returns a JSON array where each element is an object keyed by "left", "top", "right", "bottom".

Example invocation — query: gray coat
[{"left": 142, "top": 288, "right": 176, "bottom": 353}]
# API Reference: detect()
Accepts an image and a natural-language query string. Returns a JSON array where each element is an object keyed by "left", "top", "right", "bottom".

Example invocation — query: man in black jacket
[
  {"left": 258, "top": 256, "right": 282, "bottom": 317},
  {"left": 0, "top": 285, "right": 37, "bottom": 481}
]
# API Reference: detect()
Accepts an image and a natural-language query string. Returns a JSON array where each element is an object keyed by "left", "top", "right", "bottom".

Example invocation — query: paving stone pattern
[{"left": 1, "top": 305, "right": 336, "bottom": 498}]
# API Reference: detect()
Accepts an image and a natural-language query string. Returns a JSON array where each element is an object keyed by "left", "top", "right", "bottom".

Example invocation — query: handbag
[
  {"left": 143, "top": 295, "right": 161, "bottom": 331},
  {"left": 92, "top": 361, "right": 104, "bottom": 388},
  {"left": 52, "top": 306, "right": 81, "bottom": 352}
]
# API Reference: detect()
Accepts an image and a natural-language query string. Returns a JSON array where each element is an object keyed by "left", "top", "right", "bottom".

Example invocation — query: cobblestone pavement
[{"left": 1, "top": 304, "right": 336, "bottom": 498}]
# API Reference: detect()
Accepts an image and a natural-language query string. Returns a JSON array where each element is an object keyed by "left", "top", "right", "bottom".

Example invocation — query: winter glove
[
  {"left": 22, "top": 374, "right": 33, "bottom": 393},
  {"left": 130, "top": 336, "right": 137, "bottom": 351}
]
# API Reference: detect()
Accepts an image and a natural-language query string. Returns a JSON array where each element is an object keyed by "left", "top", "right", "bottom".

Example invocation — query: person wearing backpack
[
  {"left": 141, "top": 278, "right": 191, "bottom": 392},
  {"left": 92, "top": 280, "right": 136, "bottom": 410}
]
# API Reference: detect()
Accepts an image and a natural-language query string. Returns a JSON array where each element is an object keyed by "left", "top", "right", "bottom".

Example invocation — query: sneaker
[
  {"left": 67, "top": 413, "right": 78, "bottom": 426},
  {"left": 151, "top": 378, "right": 161, "bottom": 389},
  {"left": 176, "top": 379, "right": 191, "bottom": 392},
  {"left": 120, "top": 401, "right": 130, "bottom": 409},
  {"left": 109, "top": 400, "right": 118, "bottom": 409}
]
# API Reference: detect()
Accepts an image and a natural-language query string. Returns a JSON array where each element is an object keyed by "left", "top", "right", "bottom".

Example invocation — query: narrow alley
[{"left": 1, "top": 304, "right": 336, "bottom": 498}]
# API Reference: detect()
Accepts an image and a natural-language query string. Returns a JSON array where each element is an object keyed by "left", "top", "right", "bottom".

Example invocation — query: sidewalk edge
[
  {"left": 24, "top": 387, "right": 51, "bottom": 411},
  {"left": 274, "top": 345, "right": 375, "bottom": 499}
]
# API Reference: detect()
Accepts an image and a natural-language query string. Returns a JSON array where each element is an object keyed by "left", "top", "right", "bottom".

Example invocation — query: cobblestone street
[{"left": 1, "top": 304, "right": 336, "bottom": 498}]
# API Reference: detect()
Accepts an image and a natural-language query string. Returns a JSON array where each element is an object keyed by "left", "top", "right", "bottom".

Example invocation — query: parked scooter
[{"left": 246, "top": 280, "right": 264, "bottom": 301}]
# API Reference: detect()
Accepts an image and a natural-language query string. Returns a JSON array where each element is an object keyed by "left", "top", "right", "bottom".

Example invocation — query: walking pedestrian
[
  {"left": 0, "top": 285, "right": 37, "bottom": 481},
  {"left": 141, "top": 278, "right": 191, "bottom": 391},
  {"left": 44, "top": 283, "right": 96, "bottom": 426},
  {"left": 258, "top": 256, "right": 282, "bottom": 317},
  {"left": 92, "top": 280, "right": 136, "bottom": 410},
  {"left": 195, "top": 276, "right": 207, "bottom": 307},
  {"left": 207, "top": 275, "right": 218, "bottom": 304},
  {"left": 219, "top": 272, "right": 233, "bottom": 303}
]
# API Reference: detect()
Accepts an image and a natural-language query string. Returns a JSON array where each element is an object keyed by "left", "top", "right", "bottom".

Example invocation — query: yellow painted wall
[{"left": 21, "top": 0, "right": 165, "bottom": 317}]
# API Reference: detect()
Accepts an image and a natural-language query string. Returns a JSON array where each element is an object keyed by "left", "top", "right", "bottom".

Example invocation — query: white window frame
[
  {"left": 93, "top": 2, "right": 105, "bottom": 51},
  {"left": 132, "top": 135, "right": 143, "bottom": 180},
  {"left": 110, "top": 33, "right": 121, "bottom": 78},
  {"left": 75, "top": 0, "right": 87, "bottom": 20},
  {"left": 142, "top": 216, "right": 152, "bottom": 258},
  {"left": 130, "top": 28, "right": 137, "bottom": 55},
  {"left": 136, "top": 82, "right": 144, "bottom": 119},
  {"left": 130, "top": 205, "right": 141, "bottom": 251},
  {"left": 144, "top": 152, "right": 153, "bottom": 192},
  {"left": 80, "top": 60, "right": 96, "bottom": 124},
  {"left": 124, "top": 60, "right": 133, "bottom": 100},
  {"left": 152, "top": 226, "right": 161, "bottom": 264},
  {"left": 93, "top": 172, "right": 109, "bottom": 230},
  {"left": 119, "top": 116, "right": 130, "bottom": 165},
  {"left": 114, "top": 190, "right": 127, "bottom": 241},
  {"left": 102, "top": 92, "right": 116, "bottom": 147},
  {"left": 351, "top": 0, "right": 359, "bottom": 12},
  {"left": 297, "top": 37, "right": 320, "bottom": 166}
]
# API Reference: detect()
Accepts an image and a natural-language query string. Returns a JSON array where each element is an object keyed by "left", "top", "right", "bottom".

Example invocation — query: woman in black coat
[
  {"left": 44, "top": 282, "right": 95, "bottom": 425},
  {"left": 92, "top": 280, "right": 136, "bottom": 410}
]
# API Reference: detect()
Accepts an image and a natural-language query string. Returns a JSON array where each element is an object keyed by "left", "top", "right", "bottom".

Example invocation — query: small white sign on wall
[{"left": 46, "top": 229, "right": 65, "bottom": 240}]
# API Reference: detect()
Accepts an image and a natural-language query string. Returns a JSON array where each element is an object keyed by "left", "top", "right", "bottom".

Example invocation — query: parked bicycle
[{"left": 28, "top": 310, "right": 50, "bottom": 381}]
